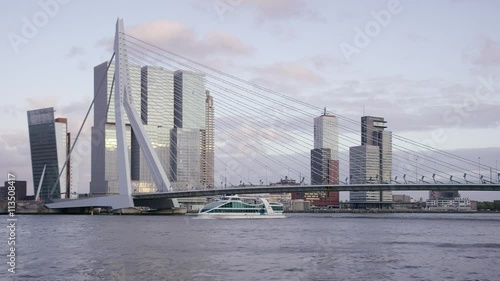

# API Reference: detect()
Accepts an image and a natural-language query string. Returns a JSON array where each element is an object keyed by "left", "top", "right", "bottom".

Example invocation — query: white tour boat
[{"left": 197, "top": 195, "right": 285, "bottom": 219}]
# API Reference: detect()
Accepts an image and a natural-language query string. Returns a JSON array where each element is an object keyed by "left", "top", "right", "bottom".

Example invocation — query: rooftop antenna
[
  {"left": 363, "top": 104, "right": 365, "bottom": 116},
  {"left": 323, "top": 107, "right": 326, "bottom": 115}
]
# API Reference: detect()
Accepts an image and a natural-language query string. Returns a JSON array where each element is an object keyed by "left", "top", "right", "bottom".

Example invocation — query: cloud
[
  {"left": 95, "top": 38, "right": 113, "bottom": 53},
  {"left": 261, "top": 22, "right": 296, "bottom": 40},
  {"left": 66, "top": 46, "right": 85, "bottom": 58},
  {"left": 126, "top": 20, "right": 254, "bottom": 60},
  {"left": 246, "top": 57, "right": 339, "bottom": 93},
  {"left": 242, "top": 0, "right": 323, "bottom": 40},
  {"left": 464, "top": 37, "right": 500, "bottom": 66},
  {"left": 309, "top": 55, "right": 347, "bottom": 70},
  {"left": 26, "top": 96, "right": 59, "bottom": 109},
  {"left": 246, "top": 0, "right": 323, "bottom": 22},
  {"left": 407, "top": 33, "right": 431, "bottom": 43},
  {"left": 204, "top": 31, "right": 254, "bottom": 55},
  {"left": 259, "top": 61, "right": 325, "bottom": 83},
  {"left": 0, "top": 130, "right": 33, "bottom": 194},
  {"left": 295, "top": 76, "right": 500, "bottom": 132}
]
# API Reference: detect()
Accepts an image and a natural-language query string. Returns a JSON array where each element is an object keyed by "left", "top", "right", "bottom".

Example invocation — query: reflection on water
[{"left": 1, "top": 213, "right": 499, "bottom": 281}]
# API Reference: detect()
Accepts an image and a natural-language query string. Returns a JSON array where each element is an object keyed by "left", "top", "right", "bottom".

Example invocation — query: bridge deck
[{"left": 132, "top": 184, "right": 500, "bottom": 199}]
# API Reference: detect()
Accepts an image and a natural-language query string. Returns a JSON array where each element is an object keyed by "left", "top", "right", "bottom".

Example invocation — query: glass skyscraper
[
  {"left": 90, "top": 61, "right": 138, "bottom": 195},
  {"left": 131, "top": 66, "right": 175, "bottom": 192},
  {"left": 27, "top": 107, "right": 70, "bottom": 200},
  {"left": 171, "top": 71, "right": 214, "bottom": 190},
  {"left": 91, "top": 63, "right": 215, "bottom": 194}
]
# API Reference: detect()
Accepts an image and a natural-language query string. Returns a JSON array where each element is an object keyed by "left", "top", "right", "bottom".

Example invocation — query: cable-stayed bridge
[{"left": 46, "top": 19, "right": 500, "bottom": 211}]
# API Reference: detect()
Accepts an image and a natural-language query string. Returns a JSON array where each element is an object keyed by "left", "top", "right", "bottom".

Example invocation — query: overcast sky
[{"left": 0, "top": 0, "right": 499, "bottom": 200}]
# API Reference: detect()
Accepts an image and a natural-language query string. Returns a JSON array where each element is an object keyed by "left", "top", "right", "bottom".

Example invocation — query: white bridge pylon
[{"left": 114, "top": 18, "right": 178, "bottom": 208}]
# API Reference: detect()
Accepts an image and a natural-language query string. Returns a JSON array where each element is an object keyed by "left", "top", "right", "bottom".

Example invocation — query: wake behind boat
[{"left": 197, "top": 195, "right": 285, "bottom": 219}]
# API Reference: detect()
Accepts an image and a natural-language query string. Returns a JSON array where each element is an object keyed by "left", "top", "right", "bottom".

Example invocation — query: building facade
[
  {"left": 131, "top": 66, "right": 175, "bottom": 192},
  {"left": 293, "top": 112, "right": 340, "bottom": 207},
  {"left": 0, "top": 181, "right": 28, "bottom": 201},
  {"left": 27, "top": 108, "right": 70, "bottom": 200},
  {"left": 314, "top": 113, "right": 339, "bottom": 160},
  {"left": 429, "top": 190, "right": 460, "bottom": 200},
  {"left": 171, "top": 71, "right": 214, "bottom": 190},
  {"left": 426, "top": 197, "right": 472, "bottom": 211},
  {"left": 200, "top": 91, "right": 215, "bottom": 188},
  {"left": 361, "top": 116, "right": 392, "bottom": 184},
  {"left": 349, "top": 116, "right": 393, "bottom": 205},
  {"left": 90, "top": 61, "right": 138, "bottom": 195},
  {"left": 349, "top": 145, "right": 385, "bottom": 203},
  {"left": 91, "top": 63, "right": 215, "bottom": 194}
]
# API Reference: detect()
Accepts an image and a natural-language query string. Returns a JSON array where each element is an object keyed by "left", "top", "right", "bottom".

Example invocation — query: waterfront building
[
  {"left": 27, "top": 108, "right": 71, "bottom": 200},
  {"left": 426, "top": 197, "right": 472, "bottom": 211}
]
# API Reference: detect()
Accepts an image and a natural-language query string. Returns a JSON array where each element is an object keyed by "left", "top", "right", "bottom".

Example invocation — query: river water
[{"left": 1, "top": 213, "right": 499, "bottom": 281}]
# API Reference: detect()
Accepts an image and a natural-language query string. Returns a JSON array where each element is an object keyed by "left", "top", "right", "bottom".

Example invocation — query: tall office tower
[
  {"left": 200, "top": 91, "right": 215, "bottom": 188},
  {"left": 27, "top": 108, "right": 71, "bottom": 200},
  {"left": 293, "top": 111, "right": 339, "bottom": 206},
  {"left": 90, "top": 61, "right": 141, "bottom": 195},
  {"left": 131, "top": 66, "right": 175, "bottom": 192},
  {"left": 171, "top": 70, "right": 209, "bottom": 190},
  {"left": 361, "top": 116, "right": 392, "bottom": 184},
  {"left": 314, "top": 111, "right": 339, "bottom": 159},
  {"left": 358, "top": 116, "right": 393, "bottom": 202}
]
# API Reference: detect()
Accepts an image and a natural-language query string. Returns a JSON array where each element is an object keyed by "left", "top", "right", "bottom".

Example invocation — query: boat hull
[{"left": 197, "top": 213, "right": 285, "bottom": 219}]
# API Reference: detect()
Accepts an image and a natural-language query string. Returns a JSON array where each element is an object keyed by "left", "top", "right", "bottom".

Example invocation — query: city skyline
[{"left": 1, "top": 1, "right": 499, "bottom": 201}]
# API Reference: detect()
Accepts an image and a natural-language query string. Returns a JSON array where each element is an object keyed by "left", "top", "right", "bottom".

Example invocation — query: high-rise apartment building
[
  {"left": 27, "top": 107, "right": 71, "bottom": 200},
  {"left": 200, "top": 91, "right": 215, "bottom": 188}
]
